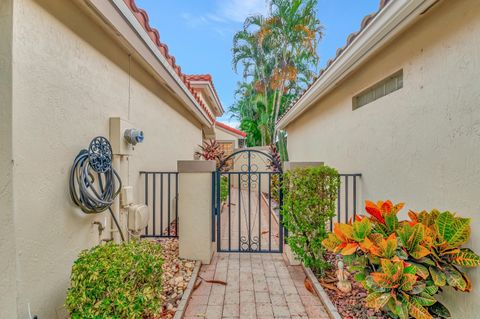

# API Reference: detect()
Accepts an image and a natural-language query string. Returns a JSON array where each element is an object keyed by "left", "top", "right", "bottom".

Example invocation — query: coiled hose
[{"left": 69, "top": 137, "right": 125, "bottom": 241}]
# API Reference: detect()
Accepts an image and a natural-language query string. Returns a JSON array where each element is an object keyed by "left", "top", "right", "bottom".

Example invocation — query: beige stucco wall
[
  {"left": 0, "top": 0, "right": 18, "bottom": 317},
  {"left": 215, "top": 126, "right": 240, "bottom": 148},
  {"left": 285, "top": 0, "right": 480, "bottom": 317},
  {"left": 177, "top": 160, "right": 215, "bottom": 264},
  {"left": 5, "top": 0, "right": 203, "bottom": 317}
]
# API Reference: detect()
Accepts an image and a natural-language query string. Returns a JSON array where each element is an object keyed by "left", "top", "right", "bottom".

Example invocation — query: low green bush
[
  {"left": 281, "top": 165, "right": 340, "bottom": 274},
  {"left": 220, "top": 175, "right": 229, "bottom": 202},
  {"left": 66, "top": 240, "right": 164, "bottom": 319}
]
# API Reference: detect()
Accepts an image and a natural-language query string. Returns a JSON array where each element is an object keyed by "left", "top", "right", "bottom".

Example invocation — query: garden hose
[{"left": 69, "top": 136, "right": 125, "bottom": 241}]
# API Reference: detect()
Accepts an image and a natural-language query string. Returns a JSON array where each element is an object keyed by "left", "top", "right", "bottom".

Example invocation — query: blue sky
[{"left": 135, "top": 0, "right": 379, "bottom": 126}]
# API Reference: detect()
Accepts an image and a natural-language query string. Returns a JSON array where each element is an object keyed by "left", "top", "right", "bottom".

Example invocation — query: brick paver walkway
[{"left": 184, "top": 253, "right": 329, "bottom": 319}]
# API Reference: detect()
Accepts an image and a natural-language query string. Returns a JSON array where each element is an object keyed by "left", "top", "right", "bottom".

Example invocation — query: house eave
[
  {"left": 190, "top": 81, "right": 224, "bottom": 116},
  {"left": 276, "top": 0, "right": 439, "bottom": 130},
  {"left": 81, "top": 0, "right": 214, "bottom": 127}
]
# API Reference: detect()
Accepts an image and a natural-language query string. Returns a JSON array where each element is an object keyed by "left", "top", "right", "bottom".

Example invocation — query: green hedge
[
  {"left": 281, "top": 165, "right": 340, "bottom": 274},
  {"left": 66, "top": 240, "right": 163, "bottom": 319},
  {"left": 220, "top": 175, "right": 229, "bottom": 202}
]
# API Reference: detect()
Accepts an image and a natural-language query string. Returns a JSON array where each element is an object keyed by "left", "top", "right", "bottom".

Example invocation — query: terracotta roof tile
[
  {"left": 123, "top": 0, "right": 215, "bottom": 123},
  {"left": 277, "top": 0, "right": 391, "bottom": 124},
  {"left": 215, "top": 121, "right": 247, "bottom": 138}
]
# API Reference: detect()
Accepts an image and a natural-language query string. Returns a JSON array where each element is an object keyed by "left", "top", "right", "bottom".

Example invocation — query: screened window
[
  {"left": 353, "top": 70, "right": 403, "bottom": 110},
  {"left": 238, "top": 138, "right": 246, "bottom": 148}
]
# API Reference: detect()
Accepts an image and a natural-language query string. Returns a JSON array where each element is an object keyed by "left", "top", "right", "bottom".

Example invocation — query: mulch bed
[{"left": 318, "top": 252, "right": 390, "bottom": 319}]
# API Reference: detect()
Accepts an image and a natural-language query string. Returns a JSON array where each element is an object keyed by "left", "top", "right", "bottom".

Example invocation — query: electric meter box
[
  {"left": 128, "top": 204, "right": 149, "bottom": 232},
  {"left": 109, "top": 117, "right": 135, "bottom": 155}
]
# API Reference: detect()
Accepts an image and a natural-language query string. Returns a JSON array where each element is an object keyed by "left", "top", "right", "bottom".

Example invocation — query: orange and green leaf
[
  {"left": 365, "top": 292, "right": 391, "bottom": 310},
  {"left": 408, "top": 300, "right": 433, "bottom": 319},
  {"left": 341, "top": 243, "right": 359, "bottom": 255},
  {"left": 365, "top": 200, "right": 385, "bottom": 224}
]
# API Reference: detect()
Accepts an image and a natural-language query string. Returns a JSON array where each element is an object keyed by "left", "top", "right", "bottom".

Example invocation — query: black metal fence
[
  {"left": 139, "top": 170, "right": 358, "bottom": 240},
  {"left": 140, "top": 171, "right": 178, "bottom": 238},
  {"left": 329, "top": 173, "right": 362, "bottom": 231}
]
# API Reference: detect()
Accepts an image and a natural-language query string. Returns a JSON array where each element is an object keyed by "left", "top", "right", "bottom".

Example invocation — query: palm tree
[
  {"left": 231, "top": 0, "right": 323, "bottom": 149},
  {"left": 264, "top": 0, "right": 323, "bottom": 128}
]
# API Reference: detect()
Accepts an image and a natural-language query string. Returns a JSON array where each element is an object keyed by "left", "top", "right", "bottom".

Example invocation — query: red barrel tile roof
[{"left": 215, "top": 121, "right": 247, "bottom": 137}]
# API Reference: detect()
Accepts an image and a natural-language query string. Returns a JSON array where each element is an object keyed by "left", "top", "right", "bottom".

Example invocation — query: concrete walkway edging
[
  {"left": 302, "top": 265, "right": 342, "bottom": 319},
  {"left": 174, "top": 260, "right": 202, "bottom": 319}
]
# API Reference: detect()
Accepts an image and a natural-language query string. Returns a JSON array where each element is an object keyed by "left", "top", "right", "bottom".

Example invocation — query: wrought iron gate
[{"left": 213, "top": 149, "right": 284, "bottom": 253}]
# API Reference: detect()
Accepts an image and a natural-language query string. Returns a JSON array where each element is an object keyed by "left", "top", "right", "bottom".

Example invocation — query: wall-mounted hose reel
[{"left": 69, "top": 136, "right": 125, "bottom": 241}]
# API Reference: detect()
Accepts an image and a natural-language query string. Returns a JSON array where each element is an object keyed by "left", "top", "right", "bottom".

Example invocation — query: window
[
  {"left": 353, "top": 70, "right": 403, "bottom": 110},
  {"left": 238, "top": 138, "right": 246, "bottom": 149},
  {"left": 218, "top": 141, "right": 235, "bottom": 171}
]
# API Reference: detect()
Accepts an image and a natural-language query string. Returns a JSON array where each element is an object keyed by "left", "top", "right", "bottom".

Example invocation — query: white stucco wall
[
  {"left": 0, "top": 0, "right": 18, "bottom": 317},
  {"left": 6, "top": 0, "right": 202, "bottom": 317},
  {"left": 285, "top": 0, "right": 480, "bottom": 317}
]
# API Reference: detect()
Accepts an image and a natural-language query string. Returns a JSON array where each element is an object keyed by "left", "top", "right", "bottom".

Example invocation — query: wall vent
[{"left": 353, "top": 70, "right": 403, "bottom": 110}]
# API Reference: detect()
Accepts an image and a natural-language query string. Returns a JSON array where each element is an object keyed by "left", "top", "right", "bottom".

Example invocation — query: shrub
[
  {"left": 322, "top": 200, "right": 480, "bottom": 319},
  {"left": 282, "top": 165, "right": 340, "bottom": 274},
  {"left": 220, "top": 175, "right": 229, "bottom": 202},
  {"left": 66, "top": 240, "right": 164, "bottom": 319}
]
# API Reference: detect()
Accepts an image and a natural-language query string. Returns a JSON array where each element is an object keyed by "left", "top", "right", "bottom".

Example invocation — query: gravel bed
[
  {"left": 318, "top": 252, "right": 390, "bottom": 319},
  {"left": 150, "top": 238, "right": 195, "bottom": 319}
]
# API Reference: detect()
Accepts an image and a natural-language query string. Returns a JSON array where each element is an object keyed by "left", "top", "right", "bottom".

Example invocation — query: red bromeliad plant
[
  {"left": 322, "top": 200, "right": 480, "bottom": 319},
  {"left": 195, "top": 140, "right": 226, "bottom": 169},
  {"left": 266, "top": 144, "right": 282, "bottom": 172}
]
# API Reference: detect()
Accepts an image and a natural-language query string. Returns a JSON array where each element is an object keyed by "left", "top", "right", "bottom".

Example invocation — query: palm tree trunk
[{"left": 273, "top": 84, "right": 284, "bottom": 139}]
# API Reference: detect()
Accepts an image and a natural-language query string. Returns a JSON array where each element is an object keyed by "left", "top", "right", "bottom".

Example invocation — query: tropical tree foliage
[{"left": 230, "top": 0, "right": 323, "bottom": 150}]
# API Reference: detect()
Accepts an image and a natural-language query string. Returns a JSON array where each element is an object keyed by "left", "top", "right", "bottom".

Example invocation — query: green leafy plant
[
  {"left": 220, "top": 175, "right": 229, "bottom": 202},
  {"left": 322, "top": 200, "right": 480, "bottom": 319},
  {"left": 66, "top": 241, "right": 164, "bottom": 319},
  {"left": 282, "top": 165, "right": 340, "bottom": 274}
]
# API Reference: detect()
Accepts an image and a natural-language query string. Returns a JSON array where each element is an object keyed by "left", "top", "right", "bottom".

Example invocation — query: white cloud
[
  {"left": 180, "top": 0, "right": 269, "bottom": 38},
  {"left": 181, "top": 12, "right": 210, "bottom": 28},
  {"left": 181, "top": 0, "right": 269, "bottom": 29},
  {"left": 215, "top": 0, "right": 269, "bottom": 23}
]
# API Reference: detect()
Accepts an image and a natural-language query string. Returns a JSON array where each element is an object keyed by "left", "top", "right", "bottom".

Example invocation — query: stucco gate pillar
[
  {"left": 177, "top": 160, "right": 215, "bottom": 264},
  {"left": 282, "top": 161, "right": 324, "bottom": 266}
]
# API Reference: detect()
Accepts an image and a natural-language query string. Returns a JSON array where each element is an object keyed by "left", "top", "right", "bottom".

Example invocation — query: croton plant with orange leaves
[{"left": 322, "top": 200, "right": 480, "bottom": 319}]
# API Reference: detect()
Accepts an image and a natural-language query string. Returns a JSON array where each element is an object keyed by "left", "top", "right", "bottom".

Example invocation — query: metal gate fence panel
[
  {"left": 213, "top": 149, "right": 283, "bottom": 253},
  {"left": 329, "top": 173, "right": 362, "bottom": 231},
  {"left": 140, "top": 171, "right": 178, "bottom": 238}
]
